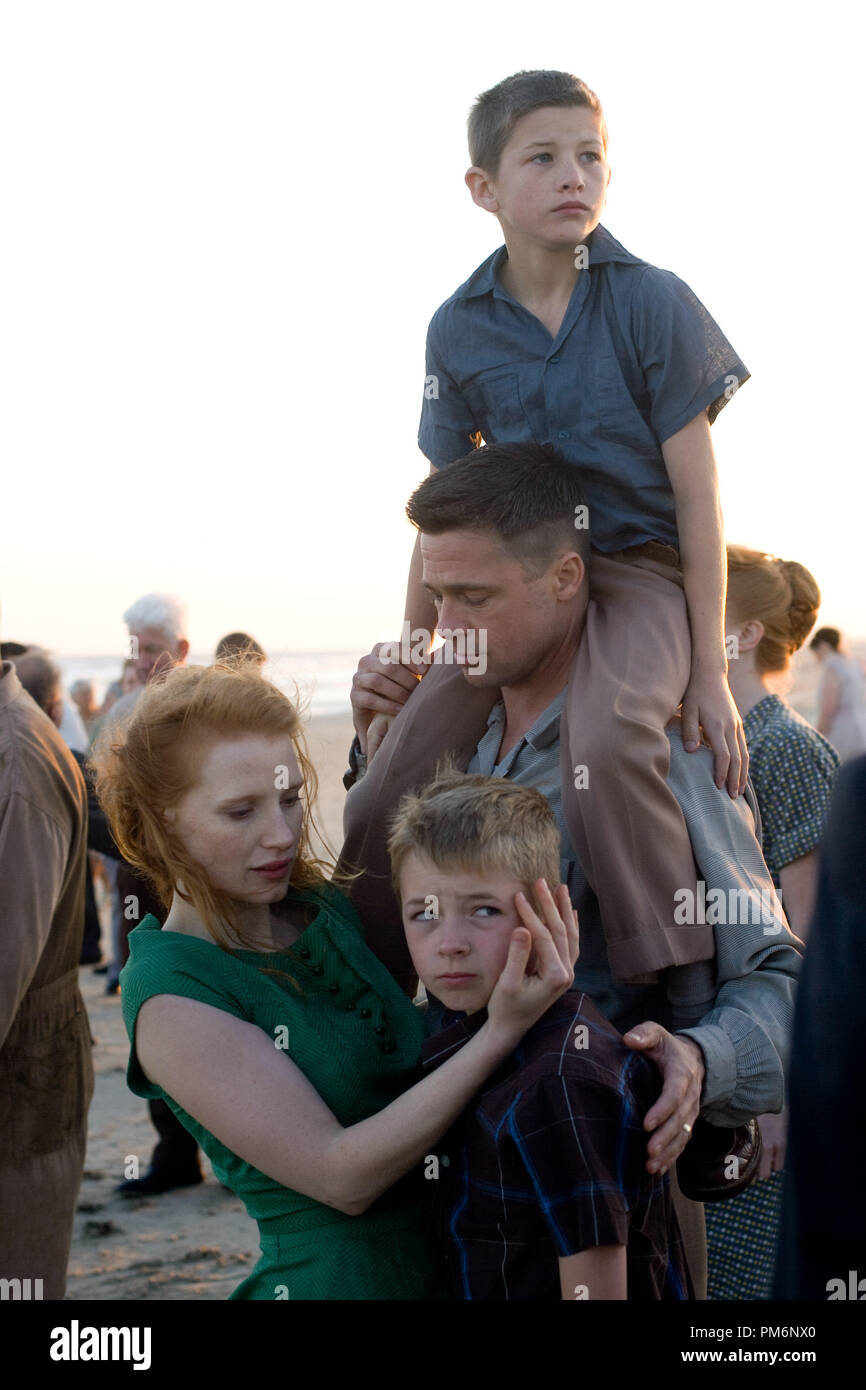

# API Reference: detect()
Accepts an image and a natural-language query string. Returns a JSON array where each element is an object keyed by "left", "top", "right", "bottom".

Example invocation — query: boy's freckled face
[
  {"left": 400, "top": 852, "right": 530, "bottom": 1015},
  {"left": 477, "top": 106, "right": 611, "bottom": 252}
]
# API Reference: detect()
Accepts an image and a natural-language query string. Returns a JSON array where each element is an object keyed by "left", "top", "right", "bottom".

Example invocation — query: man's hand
[
  {"left": 366, "top": 713, "right": 394, "bottom": 761},
  {"left": 623, "top": 1022, "right": 705, "bottom": 1174},
  {"left": 682, "top": 669, "right": 748, "bottom": 798},
  {"left": 757, "top": 1109, "right": 787, "bottom": 1179},
  {"left": 350, "top": 643, "right": 428, "bottom": 754}
]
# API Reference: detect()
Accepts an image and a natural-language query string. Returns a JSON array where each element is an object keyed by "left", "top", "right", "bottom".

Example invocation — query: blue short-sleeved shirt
[{"left": 418, "top": 224, "right": 749, "bottom": 552}]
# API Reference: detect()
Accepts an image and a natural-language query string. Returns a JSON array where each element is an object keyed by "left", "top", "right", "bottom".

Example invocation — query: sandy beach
[{"left": 66, "top": 712, "right": 355, "bottom": 1301}]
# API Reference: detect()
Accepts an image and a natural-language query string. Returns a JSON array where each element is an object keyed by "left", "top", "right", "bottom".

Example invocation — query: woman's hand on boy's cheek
[
  {"left": 622, "top": 1023, "right": 705, "bottom": 1173},
  {"left": 515, "top": 881, "right": 579, "bottom": 975}
]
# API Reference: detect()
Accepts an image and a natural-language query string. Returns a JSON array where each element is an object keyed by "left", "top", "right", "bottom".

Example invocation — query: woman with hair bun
[
  {"left": 704, "top": 545, "right": 840, "bottom": 1301},
  {"left": 810, "top": 626, "right": 866, "bottom": 763},
  {"left": 90, "top": 661, "right": 576, "bottom": 1300}
]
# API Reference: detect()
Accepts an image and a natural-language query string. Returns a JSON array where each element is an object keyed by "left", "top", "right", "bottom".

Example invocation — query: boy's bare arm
[
  {"left": 404, "top": 529, "right": 440, "bottom": 633},
  {"left": 358, "top": 468, "right": 441, "bottom": 761},
  {"left": 558, "top": 1246, "right": 627, "bottom": 1300},
  {"left": 662, "top": 412, "right": 748, "bottom": 798},
  {"left": 404, "top": 464, "right": 441, "bottom": 633}
]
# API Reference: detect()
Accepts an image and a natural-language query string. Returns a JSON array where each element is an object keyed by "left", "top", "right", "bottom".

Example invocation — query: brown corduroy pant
[{"left": 560, "top": 547, "right": 715, "bottom": 983}]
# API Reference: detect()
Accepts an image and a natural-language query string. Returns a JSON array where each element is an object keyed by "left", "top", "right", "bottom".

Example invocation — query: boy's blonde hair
[{"left": 388, "top": 764, "right": 561, "bottom": 913}]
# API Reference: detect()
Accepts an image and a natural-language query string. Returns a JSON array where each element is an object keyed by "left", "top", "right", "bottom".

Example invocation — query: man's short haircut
[
  {"left": 14, "top": 649, "right": 62, "bottom": 715},
  {"left": 809, "top": 626, "right": 842, "bottom": 652},
  {"left": 406, "top": 441, "right": 590, "bottom": 575},
  {"left": 388, "top": 765, "right": 561, "bottom": 913},
  {"left": 122, "top": 593, "right": 188, "bottom": 644},
  {"left": 468, "top": 69, "right": 607, "bottom": 176}
]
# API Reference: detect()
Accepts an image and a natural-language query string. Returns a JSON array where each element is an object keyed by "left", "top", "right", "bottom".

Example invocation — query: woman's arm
[
  {"left": 558, "top": 1247, "right": 627, "bottom": 1301},
  {"left": 779, "top": 849, "right": 820, "bottom": 940},
  {"left": 137, "top": 884, "right": 576, "bottom": 1216}
]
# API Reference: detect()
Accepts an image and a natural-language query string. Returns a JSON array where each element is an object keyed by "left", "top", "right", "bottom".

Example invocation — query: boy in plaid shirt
[{"left": 390, "top": 768, "right": 692, "bottom": 1301}]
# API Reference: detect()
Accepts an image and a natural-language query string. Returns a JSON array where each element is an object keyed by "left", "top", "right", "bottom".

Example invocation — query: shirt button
[
  {"left": 379, "top": 1041, "right": 396, "bottom": 1055},
  {"left": 373, "top": 1023, "right": 387, "bottom": 1036},
  {"left": 550, "top": 355, "right": 560, "bottom": 364},
  {"left": 328, "top": 984, "right": 340, "bottom": 995},
  {"left": 311, "top": 964, "right": 324, "bottom": 976},
  {"left": 557, "top": 429, "right": 571, "bottom": 440},
  {"left": 297, "top": 946, "right": 310, "bottom": 959},
  {"left": 359, "top": 1007, "right": 372, "bottom": 1019},
  {"left": 345, "top": 1001, "right": 356, "bottom": 1011}
]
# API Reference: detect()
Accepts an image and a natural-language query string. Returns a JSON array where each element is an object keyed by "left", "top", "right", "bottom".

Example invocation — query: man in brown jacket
[{"left": 0, "top": 649, "right": 94, "bottom": 1300}]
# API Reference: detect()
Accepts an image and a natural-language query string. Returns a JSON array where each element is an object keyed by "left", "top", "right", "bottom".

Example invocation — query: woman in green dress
[{"left": 91, "top": 660, "right": 577, "bottom": 1300}]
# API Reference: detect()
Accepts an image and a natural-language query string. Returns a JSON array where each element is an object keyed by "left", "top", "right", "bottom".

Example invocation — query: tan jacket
[{"left": 0, "top": 662, "right": 94, "bottom": 1165}]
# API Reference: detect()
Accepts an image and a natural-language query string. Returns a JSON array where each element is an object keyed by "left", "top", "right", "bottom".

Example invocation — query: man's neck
[{"left": 497, "top": 634, "right": 579, "bottom": 760}]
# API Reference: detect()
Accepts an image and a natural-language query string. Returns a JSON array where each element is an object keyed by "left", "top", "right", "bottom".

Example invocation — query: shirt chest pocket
[
  {"left": 461, "top": 370, "right": 533, "bottom": 442},
  {"left": 592, "top": 343, "right": 653, "bottom": 439}
]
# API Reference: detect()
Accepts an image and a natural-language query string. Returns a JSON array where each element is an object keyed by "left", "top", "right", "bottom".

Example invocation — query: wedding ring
[{"left": 682, "top": 1123, "right": 693, "bottom": 1136}]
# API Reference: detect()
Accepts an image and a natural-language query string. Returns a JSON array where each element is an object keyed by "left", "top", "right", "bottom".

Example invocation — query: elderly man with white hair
[
  {"left": 103, "top": 593, "right": 190, "bottom": 734},
  {"left": 101, "top": 592, "right": 190, "bottom": 992}
]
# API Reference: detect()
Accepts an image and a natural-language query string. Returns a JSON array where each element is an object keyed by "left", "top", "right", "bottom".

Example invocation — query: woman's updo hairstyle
[
  {"left": 726, "top": 545, "right": 821, "bottom": 675},
  {"left": 90, "top": 661, "right": 338, "bottom": 952}
]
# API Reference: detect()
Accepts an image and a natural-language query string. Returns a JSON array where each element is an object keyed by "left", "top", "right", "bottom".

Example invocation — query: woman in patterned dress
[{"left": 704, "top": 546, "right": 840, "bottom": 1300}]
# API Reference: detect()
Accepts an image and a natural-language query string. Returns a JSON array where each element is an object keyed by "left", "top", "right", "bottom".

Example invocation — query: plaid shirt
[{"left": 421, "top": 991, "right": 693, "bottom": 1301}]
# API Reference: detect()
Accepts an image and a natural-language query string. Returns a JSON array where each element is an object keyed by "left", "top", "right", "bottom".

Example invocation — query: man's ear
[
  {"left": 465, "top": 166, "right": 499, "bottom": 213},
  {"left": 176, "top": 638, "right": 190, "bottom": 664},
  {"left": 554, "top": 551, "right": 586, "bottom": 601}
]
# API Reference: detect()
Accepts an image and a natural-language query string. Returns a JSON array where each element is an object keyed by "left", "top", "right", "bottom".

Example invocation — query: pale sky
[{"left": 2, "top": 0, "right": 864, "bottom": 656}]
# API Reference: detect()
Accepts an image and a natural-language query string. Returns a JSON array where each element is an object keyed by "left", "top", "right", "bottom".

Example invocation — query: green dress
[{"left": 119, "top": 881, "right": 445, "bottom": 1300}]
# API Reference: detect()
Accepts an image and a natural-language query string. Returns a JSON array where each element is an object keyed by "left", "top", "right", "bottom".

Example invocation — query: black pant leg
[{"left": 148, "top": 1099, "right": 201, "bottom": 1175}]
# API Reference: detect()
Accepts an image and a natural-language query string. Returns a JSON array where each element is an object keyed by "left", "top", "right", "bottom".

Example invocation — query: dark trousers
[
  {"left": 148, "top": 1099, "right": 201, "bottom": 1175},
  {"left": 116, "top": 864, "right": 202, "bottom": 1177}
]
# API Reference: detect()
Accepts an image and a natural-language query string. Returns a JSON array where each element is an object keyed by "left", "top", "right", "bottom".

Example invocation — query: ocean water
[
  {"left": 57, "top": 650, "right": 365, "bottom": 721},
  {"left": 55, "top": 640, "right": 866, "bottom": 727}
]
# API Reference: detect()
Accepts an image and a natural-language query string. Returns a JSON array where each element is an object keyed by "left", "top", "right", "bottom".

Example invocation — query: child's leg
[{"left": 560, "top": 549, "right": 716, "bottom": 1011}]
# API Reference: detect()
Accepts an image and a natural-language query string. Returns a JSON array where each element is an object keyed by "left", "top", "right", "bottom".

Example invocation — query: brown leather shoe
[{"left": 676, "top": 1117, "right": 762, "bottom": 1203}]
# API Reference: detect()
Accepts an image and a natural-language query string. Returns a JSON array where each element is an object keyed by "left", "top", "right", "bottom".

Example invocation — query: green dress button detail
[{"left": 119, "top": 881, "right": 443, "bottom": 1301}]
